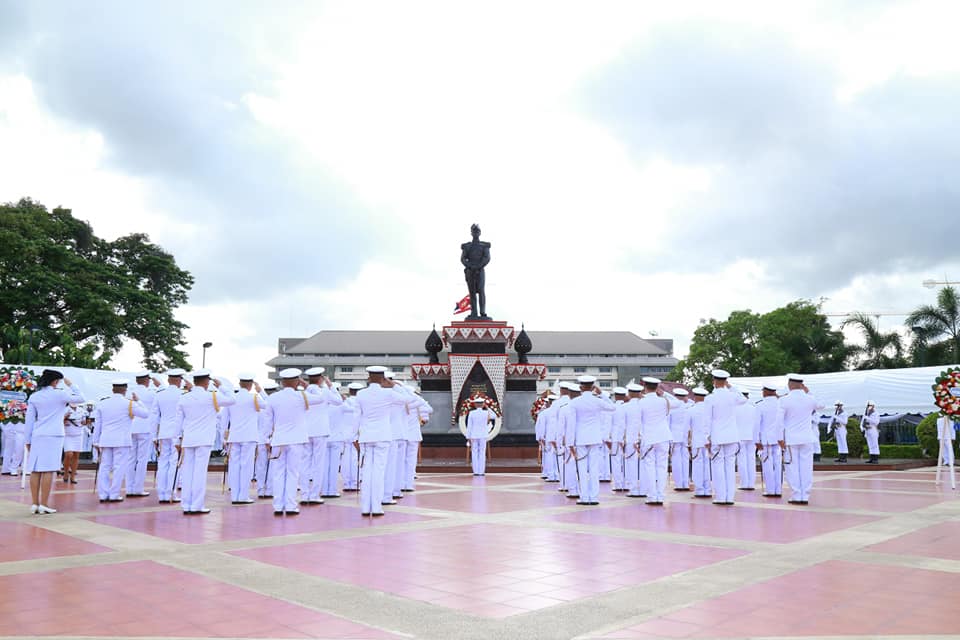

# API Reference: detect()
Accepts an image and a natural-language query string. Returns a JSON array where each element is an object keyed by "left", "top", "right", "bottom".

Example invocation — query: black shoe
[
  {"left": 599, "top": 479, "right": 611, "bottom": 483},
  {"left": 576, "top": 501, "right": 589, "bottom": 505},
  {"left": 372, "top": 512, "right": 385, "bottom": 517},
  {"left": 566, "top": 495, "right": 579, "bottom": 499},
  {"left": 739, "top": 487, "right": 755, "bottom": 491},
  {"left": 321, "top": 494, "right": 340, "bottom": 499},
  {"left": 159, "top": 500, "right": 171, "bottom": 504},
  {"left": 361, "top": 512, "right": 371, "bottom": 516},
  {"left": 274, "top": 511, "right": 284, "bottom": 516},
  {"left": 196, "top": 508, "right": 211, "bottom": 514},
  {"left": 589, "top": 501, "right": 599, "bottom": 505},
  {"left": 646, "top": 501, "right": 663, "bottom": 506},
  {"left": 813, "top": 454, "right": 821, "bottom": 462},
  {"left": 674, "top": 488, "right": 690, "bottom": 492}
]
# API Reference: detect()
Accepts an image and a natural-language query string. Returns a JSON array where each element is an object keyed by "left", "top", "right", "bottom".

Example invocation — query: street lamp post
[
  {"left": 922, "top": 279, "right": 959, "bottom": 289},
  {"left": 202, "top": 342, "right": 213, "bottom": 368}
]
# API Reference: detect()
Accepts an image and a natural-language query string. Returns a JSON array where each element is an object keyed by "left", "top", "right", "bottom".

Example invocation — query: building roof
[{"left": 279, "top": 330, "right": 670, "bottom": 357}]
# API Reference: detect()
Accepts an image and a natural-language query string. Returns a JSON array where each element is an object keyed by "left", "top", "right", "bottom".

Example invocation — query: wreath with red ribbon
[
  {"left": 0, "top": 367, "right": 37, "bottom": 423},
  {"left": 932, "top": 367, "right": 960, "bottom": 419},
  {"left": 530, "top": 394, "right": 550, "bottom": 422},
  {"left": 456, "top": 393, "right": 502, "bottom": 424}
]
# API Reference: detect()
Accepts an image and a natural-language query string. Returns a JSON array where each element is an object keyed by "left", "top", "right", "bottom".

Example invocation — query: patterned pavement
[{"left": 0, "top": 467, "right": 958, "bottom": 639}]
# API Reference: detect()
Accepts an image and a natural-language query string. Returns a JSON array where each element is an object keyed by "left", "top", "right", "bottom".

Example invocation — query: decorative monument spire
[
  {"left": 425, "top": 324, "right": 443, "bottom": 364},
  {"left": 515, "top": 323, "right": 532, "bottom": 364}
]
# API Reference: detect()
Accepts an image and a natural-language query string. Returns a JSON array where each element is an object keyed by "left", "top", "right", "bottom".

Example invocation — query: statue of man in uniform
[{"left": 460, "top": 224, "right": 491, "bottom": 320}]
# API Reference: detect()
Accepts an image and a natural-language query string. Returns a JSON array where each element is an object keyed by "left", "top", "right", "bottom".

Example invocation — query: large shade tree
[
  {"left": 905, "top": 286, "right": 960, "bottom": 365},
  {"left": 0, "top": 198, "right": 193, "bottom": 370}
]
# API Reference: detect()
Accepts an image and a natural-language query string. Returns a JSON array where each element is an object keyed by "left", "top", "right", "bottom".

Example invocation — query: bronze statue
[{"left": 460, "top": 224, "right": 491, "bottom": 320}]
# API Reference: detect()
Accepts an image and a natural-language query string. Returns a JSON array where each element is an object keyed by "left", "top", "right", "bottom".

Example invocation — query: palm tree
[
  {"left": 906, "top": 286, "right": 960, "bottom": 363},
  {"left": 841, "top": 312, "right": 905, "bottom": 370}
]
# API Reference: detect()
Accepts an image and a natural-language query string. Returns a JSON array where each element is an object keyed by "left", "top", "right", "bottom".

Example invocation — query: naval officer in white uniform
[
  {"left": 622, "top": 383, "right": 644, "bottom": 498},
  {"left": 688, "top": 387, "right": 712, "bottom": 498},
  {"left": 92, "top": 380, "right": 148, "bottom": 502},
  {"left": 828, "top": 401, "right": 849, "bottom": 462},
  {"left": 301, "top": 367, "right": 342, "bottom": 504},
  {"left": 125, "top": 371, "right": 158, "bottom": 498},
  {"left": 637, "top": 377, "right": 683, "bottom": 505},
  {"left": 356, "top": 366, "right": 408, "bottom": 516},
  {"left": 756, "top": 383, "right": 783, "bottom": 496},
  {"left": 779, "top": 374, "right": 822, "bottom": 504},
  {"left": 668, "top": 388, "right": 691, "bottom": 491},
  {"left": 223, "top": 373, "right": 266, "bottom": 504},
  {"left": 705, "top": 369, "right": 747, "bottom": 505},
  {"left": 466, "top": 397, "right": 494, "bottom": 475},
  {"left": 255, "top": 379, "right": 279, "bottom": 498},
  {"left": 735, "top": 389, "right": 758, "bottom": 491},
  {"left": 862, "top": 402, "right": 881, "bottom": 464},
  {"left": 569, "top": 375, "right": 616, "bottom": 505},
  {"left": 152, "top": 369, "right": 190, "bottom": 503}
]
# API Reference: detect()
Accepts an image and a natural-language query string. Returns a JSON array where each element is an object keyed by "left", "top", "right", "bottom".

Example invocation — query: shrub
[
  {"left": 916, "top": 414, "right": 960, "bottom": 460},
  {"left": 877, "top": 445, "right": 925, "bottom": 459},
  {"left": 844, "top": 418, "right": 866, "bottom": 458}
]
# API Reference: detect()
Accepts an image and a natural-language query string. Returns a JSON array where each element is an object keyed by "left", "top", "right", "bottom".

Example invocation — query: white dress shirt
[{"left": 93, "top": 393, "right": 148, "bottom": 447}]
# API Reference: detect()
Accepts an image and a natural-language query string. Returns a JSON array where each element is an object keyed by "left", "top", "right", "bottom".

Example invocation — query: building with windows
[{"left": 267, "top": 330, "right": 678, "bottom": 390}]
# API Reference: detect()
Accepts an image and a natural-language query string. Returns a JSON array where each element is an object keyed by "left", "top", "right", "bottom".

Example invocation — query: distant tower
[
  {"left": 425, "top": 325, "right": 443, "bottom": 364},
  {"left": 514, "top": 324, "right": 532, "bottom": 364}
]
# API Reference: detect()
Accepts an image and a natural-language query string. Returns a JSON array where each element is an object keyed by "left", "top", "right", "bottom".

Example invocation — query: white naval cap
[
  {"left": 111, "top": 378, "right": 128, "bottom": 386},
  {"left": 165, "top": 368, "right": 186, "bottom": 377},
  {"left": 304, "top": 367, "right": 325, "bottom": 376},
  {"left": 472, "top": 396, "right": 486, "bottom": 403},
  {"left": 786, "top": 373, "right": 804, "bottom": 383},
  {"left": 365, "top": 365, "right": 389, "bottom": 374},
  {"left": 674, "top": 388, "right": 689, "bottom": 396},
  {"left": 626, "top": 383, "right": 643, "bottom": 392},
  {"left": 135, "top": 370, "right": 150, "bottom": 378},
  {"left": 866, "top": 400, "right": 875, "bottom": 406},
  {"left": 577, "top": 375, "right": 597, "bottom": 385},
  {"left": 278, "top": 368, "right": 302, "bottom": 379},
  {"left": 835, "top": 400, "right": 844, "bottom": 405},
  {"left": 692, "top": 387, "right": 709, "bottom": 396},
  {"left": 237, "top": 372, "right": 255, "bottom": 381},
  {"left": 762, "top": 383, "right": 778, "bottom": 391},
  {"left": 547, "top": 393, "right": 559, "bottom": 400},
  {"left": 739, "top": 387, "right": 750, "bottom": 396},
  {"left": 613, "top": 386, "right": 628, "bottom": 395},
  {"left": 191, "top": 368, "right": 212, "bottom": 378},
  {"left": 711, "top": 369, "right": 730, "bottom": 379},
  {"left": 641, "top": 376, "right": 661, "bottom": 385},
  {"left": 262, "top": 380, "right": 279, "bottom": 390},
  {"left": 560, "top": 381, "right": 578, "bottom": 391},
  {"left": 348, "top": 382, "right": 365, "bottom": 390}
]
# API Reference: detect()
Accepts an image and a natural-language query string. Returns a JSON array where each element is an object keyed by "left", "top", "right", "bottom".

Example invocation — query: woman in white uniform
[
  {"left": 62, "top": 404, "right": 86, "bottom": 484},
  {"left": 24, "top": 370, "right": 84, "bottom": 514}
]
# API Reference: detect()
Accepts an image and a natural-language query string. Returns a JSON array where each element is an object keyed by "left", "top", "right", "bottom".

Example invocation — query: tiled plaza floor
[{"left": 1, "top": 467, "right": 957, "bottom": 639}]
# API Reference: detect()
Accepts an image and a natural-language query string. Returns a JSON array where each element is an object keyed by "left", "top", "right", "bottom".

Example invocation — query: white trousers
[
  {"left": 598, "top": 443, "right": 611, "bottom": 481},
  {"left": 737, "top": 440, "right": 757, "bottom": 489},
  {"left": 564, "top": 447, "right": 578, "bottom": 493},
  {"left": 670, "top": 442, "right": 690, "bottom": 490},
  {"left": 541, "top": 443, "right": 558, "bottom": 481},
  {"left": 691, "top": 446, "right": 711, "bottom": 496},
  {"left": 813, "top": 436, "right": 821, "bottom": 455},
  {"left": 341, "top": 442, "right": 359, "bottom": 490},
  {"left": 272, "top": 444, "right": 303, "bottom": 512},
  {"left": 156, "top": 439, "right": 178, "bottom": 501},
  {"left": 254, "top": 444, "right": 273, "bottom": 496},
  {"left": 625, "top": 449, "right": 642, "bottom": 496},
  {"left": 300, "top": 436, "right": 328, "bottom": 501},
  {"left": 360, "top": 441, "right": 389, "bottom": 514},
  {"left": 402, "top": 440, "right": 419, "bottom": 490},
  {"left": 576, "top": 443, "right": 603, "bottom": 502},
  {"left": 835, "top": 427, "right": 848, "bottom": 454},
  {"left": 383, "top": 440, "right": 402, "bottom": 501},
  {"left": 227, "top": 441, "right": 256, "bottom": 502},
  {"left": 710, "top": 443, "right": 738, "bottom": 503},
  {"left": 610, "top": 444, "right": 625, "bottom": 490},
  {"left": 393, "top": 440, "right": 407, "bottom": 495},
  {"left": 126, "top": 433, "right": 153, "bottom": 494},
  {"left": 180, "top": 445, "right": 212, "bottom": 512},
  {"left": 865, "top": 428, "right": 880, "bottom": 455},
  {"left": 1, "top": 425, "right": 23, "bottom": 474},
  {"left": 759, "top": 444, "right": 783, "bottom": 495},
  {"left": 785, "top": 442, "right": 815, "bottom": 501},
  {"left": 322, "top": 440, "right": 344, "bottom": 496},
  {"left": 470, "top": 439, "right": 486, "bottom": 475},
  {"left": 97, "top": 446, "right": 130, "bottom": 500},
  {"left": 940, "top": 439, "right": 956, "bottom": 466},
  {"left": 641, "top": 441, "right": 670, "bottom": 502}
]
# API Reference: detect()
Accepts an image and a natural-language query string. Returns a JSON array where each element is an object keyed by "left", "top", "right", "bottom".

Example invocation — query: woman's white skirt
[
  {"left": 27, "top": 436, "right": 64, "bottom": 472},
  {"left": 63, "top": 435, "right": 83, "bottom": 452}
]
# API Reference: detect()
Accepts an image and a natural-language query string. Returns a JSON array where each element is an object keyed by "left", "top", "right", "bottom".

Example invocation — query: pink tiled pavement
[
  {"left": 785, "top": 486, "right": 947, "bottom": 512},
  {"left": 5, "top": 490, "right": 158, "bottom": 512},
  {"left": 231, "top": 523, "right": 744, "bottom": 618},
  {"left": 551, "top": 501, "right": 878, "bottom": 543},
  {"left": 0, "top": 560, "right": 397, "bottom": 638},
  {"left": 817, "top": 476, "right": 956, "bottom": 494},
  {"left": 598, "top": 560, "right": 959, "bottom": 638},
  {"left": 89, "top": 502, "right": 433, "bottom": 544},
  {"left": 398, "top": 488, "right": 571, "bottom": 513},
  {"left": 0, "top": 521, "right": 109, "bottom": 561},
  {"left": 865, "top": 521, "right": 960, "bottom": 561}
]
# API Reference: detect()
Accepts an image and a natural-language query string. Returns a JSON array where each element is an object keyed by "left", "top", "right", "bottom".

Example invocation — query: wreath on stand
[
  {"left": 455, "top": 393, "right": 503, "bottom": 440},
  {"left": 932, "top": 367, "right": 960, "bottom": 421},
  {"left": 0, "top": 367, "right": 37, "bottom": 423},
  {"left": 530, "top": 393, "right": 550, "bottom": 422}
]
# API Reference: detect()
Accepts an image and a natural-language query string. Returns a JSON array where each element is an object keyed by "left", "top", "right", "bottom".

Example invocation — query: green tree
[
  {"left": 669, "top": 300, "right": 850, "bottom": 387},
  {"left": 905, "top": 286, "right": 960, "bottom": 364},
  {"left": 841, "top": 312, "right": 907, "bottom": 370},
  {"left": 0, "top": 198, "right": 193, "bottom": 370}
]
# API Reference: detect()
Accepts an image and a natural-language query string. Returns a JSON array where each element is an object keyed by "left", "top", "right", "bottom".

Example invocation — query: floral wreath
[
  {"left": 454, "top": 393, "right": 502, "bottom": 424},
  {"left": 0, "top": 367, "right": 37, "bottom": 424},
  {"left": 530, "top": 393, "right": 550, "bottom": 422},
  {"left": 933, "top": 367, "right": 960, "bottom": 420}
]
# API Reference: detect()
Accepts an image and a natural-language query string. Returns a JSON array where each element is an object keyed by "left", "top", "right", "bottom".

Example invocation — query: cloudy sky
[{"left": 1, "top": 0, "right": 958, "bottom": 378}]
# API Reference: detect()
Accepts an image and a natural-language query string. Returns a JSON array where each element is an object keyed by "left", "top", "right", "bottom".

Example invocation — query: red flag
[{"left": 453, "top": 295, "right": 471, "bottom": 315}]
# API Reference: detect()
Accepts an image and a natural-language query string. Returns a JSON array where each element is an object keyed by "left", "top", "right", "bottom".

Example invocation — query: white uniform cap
[
  {"left": 304, "top": 367, "right": 325, "bottom": 376},
  {"left": 385, "top": 371, "right": 395, "bottom": 379},
  {"left": 348, "top": 382, "right": 365, "bottom": 390},
  {"left": 262, "top": 380, "right": 279, "bottom": 390},
  {"left": 165, "top": 368, "right": 186, "bottom": 377},
  {"left": 711, "top": 369, "right": 730, "bottom": 379},
  {"left": 111, "top": 378, "right": 128, "bottom": 386},
  {"left": 577, "top": 375, "right": 597, "bottom": 384},
  {"left": 237, "top": 372, "right": 255, "bottom": 381},
  {"left": 278, "top": 368, "right": 302, "bottom": 379},
  {"left": 547, "top": 394, "right": 559, "bottom": 400},
  {"left": 762, "top": 383, "right": 778, "bottom": 391},
  {"left": 365, "top": 365, "right": 388, "bottom": 374},
  {"left": 739, "top": 388, "right": 749, "bottom": 396},
  {"left": 626, "top": 383, "right": 643, "bottom": 392},
  {"left": 835, "top": 400, "right": 844, "bottom": 405},
  {"left": 191, "top": 368, "right": 212, "bottom": 378},
  {"left": 641, "top": 376, "right": 661, "bottom": 385},
  {"left": 692, "top": 387, "right": 709, "bottom": 396},
  {"left": 560, "top": 381, "right": 578, "bottom": 391},
  {"left": 472, "top": 397, "right": 486, "bottom": 404},
  {"left": 674, "top": 388, "right": 689, "bottom": 396},
  {"left": 613, "top": 386, "right": 628, "bottom": 395},
  {"left": 866, "top": 400, "right": 875, "bottom": 406},
  {"left": 786, "top": 373, "right": 804, "bottom": 382},
  {"left": 135, "top": 370, "right": 150, "bottom": 378}
]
